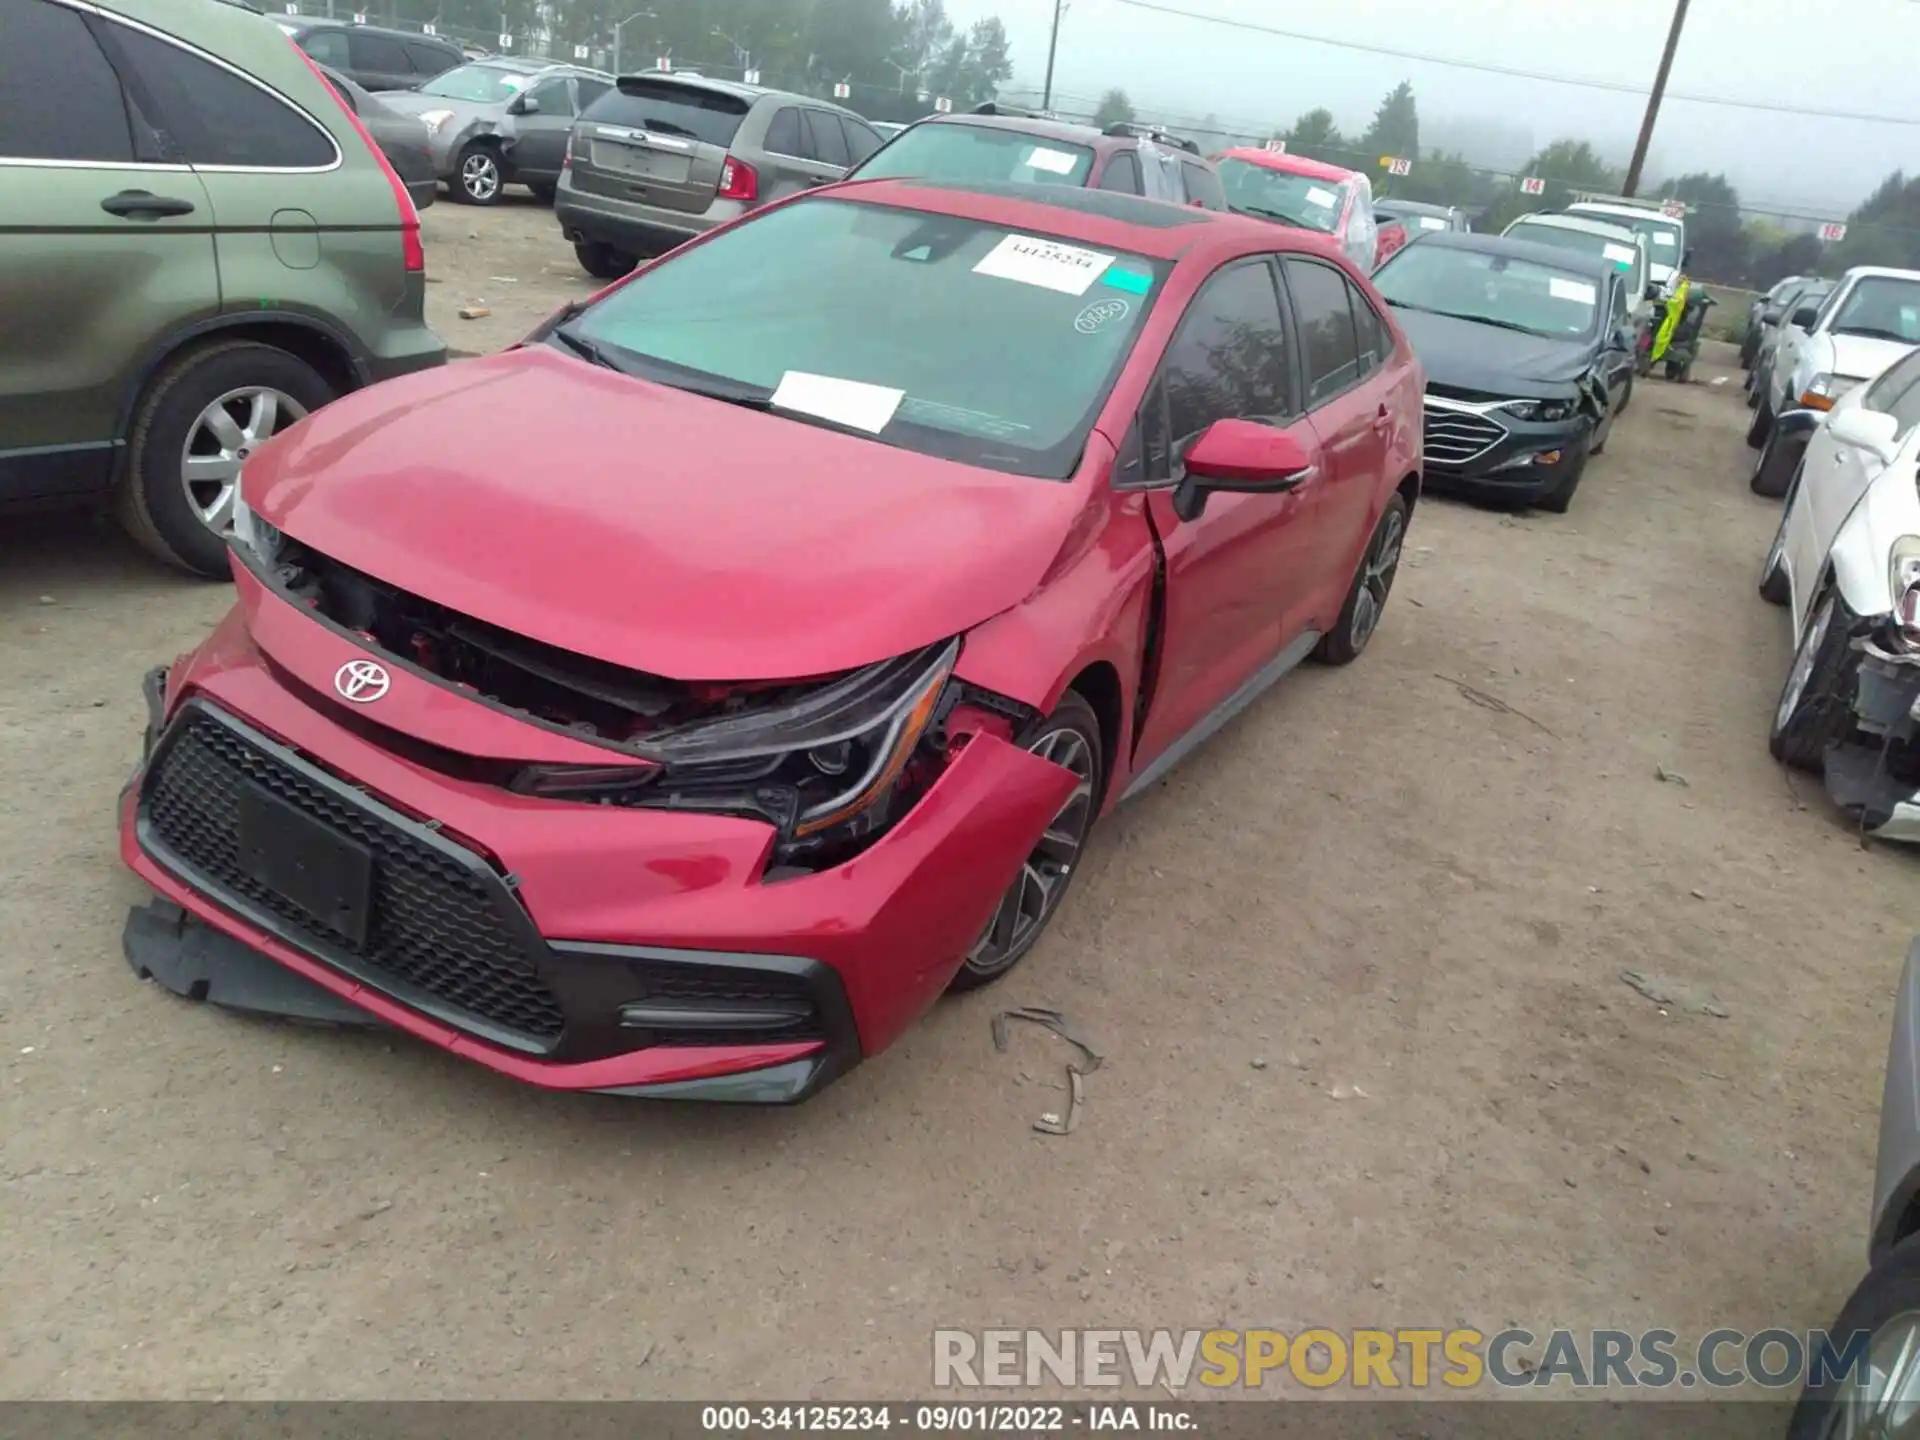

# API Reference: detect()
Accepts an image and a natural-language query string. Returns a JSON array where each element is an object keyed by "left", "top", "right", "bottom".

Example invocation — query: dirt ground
[{"left": 1, "top": 196, "right": 1911, "bottom": 1404}]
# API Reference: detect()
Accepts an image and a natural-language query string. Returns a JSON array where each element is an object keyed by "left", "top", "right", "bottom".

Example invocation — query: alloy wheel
[
  {"left": 1777, "top": 593, "right": 1834, "bottom": 732},
  {"left": 1349, "top": 507, "right": 1406, "bottom": 650},
  {"left": 461, "top": 152, "right": 501, "bottom": 202},
  {"left": 1821, "top": 1311, "right": 1920, "bottom": 1439},
  {"left": 180, "top": 386, "right": 307, "bottom": 533},
  {"left": 963, "top": 725, "right": 1097, "bottom": 978}
]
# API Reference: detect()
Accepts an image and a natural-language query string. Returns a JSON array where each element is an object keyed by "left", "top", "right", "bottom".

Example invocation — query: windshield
[
  {"left": 850, "top": 123, "right": 1095, "bottom": 187},
  {"left": 565, "top": 198, "right": 1166, "bottom": 479},
  {"left": 1608, "top": 214, "right": 1682, "bottom": 264},
  {"left": 1828, "top": 276, "right": 1920, "bottom": 344},
  {"left": 1216, "top": 158, "right": 1344, "bottom": 234},
  {"left": 1372, "top": 244, "right": 1601, "bottom": 339},
  {"left": 1507, "top": 221, "right": 1645, "bottom": 295},
  {"left": 418, "top": 63, "right": 536, "bottom": 102}
]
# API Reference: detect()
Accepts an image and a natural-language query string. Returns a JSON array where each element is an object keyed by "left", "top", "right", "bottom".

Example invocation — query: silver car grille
[{"left": 1422, "top": 401, "right": 1507, "bottom": 467}]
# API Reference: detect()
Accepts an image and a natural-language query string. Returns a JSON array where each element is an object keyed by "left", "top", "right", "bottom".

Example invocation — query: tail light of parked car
[
  {"left": 718, "top": 156, "right": 759, "bottom": 203},
  {"left": 288, "top": 43, "right": 424, "bottom": 273}
]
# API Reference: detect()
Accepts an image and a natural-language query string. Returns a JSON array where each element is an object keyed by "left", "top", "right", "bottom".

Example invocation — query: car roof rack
[
  {"left": 1570, "top": 190, "right": 1691, "bottom": 217},
  {"left": 1101, "top": 121, "right": 1201, "bottom": 155}
]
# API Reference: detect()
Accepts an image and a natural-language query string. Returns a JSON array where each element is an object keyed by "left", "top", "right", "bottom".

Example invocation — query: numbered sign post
[
  {"left": 421, "top": 21, "right": 435, "bottom": 34},
  {"left": 934, "top": 95, "right": 952, "bottom": 113},
  {"left": 1820, "top": 222, "right": 1849, "bottom": 243},
  {"left": 573, "top": 44, "right": 589, "bottom": 59},
  {"left": 832, "top": 81, "right": 851, "bottom": 99},
  {"left": 743, "top": 68, "right": 760, "bottom": 85},
  {"left": 655, "top": 55, "right": 671, "bottom": 71},
  {"left": 1520, "top": 176, "right": 1545, "bottom": 195},
  {"left": 351, "top": 10, "right": 366, "bottom": 22},
  {"left": 497, "top": 32, "right": 512, "bottom": 49},
  {"left": 1263, "top": 138, "right": 1287, "bottom": 154},
  {"left": 1381, "top": 156, "right": 1411, "bottom": 177}
]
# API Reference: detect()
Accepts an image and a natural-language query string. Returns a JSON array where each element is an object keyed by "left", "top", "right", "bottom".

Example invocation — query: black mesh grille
[{"left": 143, "top": 710, "right": 566, "bottom": 1045}]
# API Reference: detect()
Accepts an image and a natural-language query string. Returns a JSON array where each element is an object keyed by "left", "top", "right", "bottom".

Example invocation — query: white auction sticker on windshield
[
  {"left": 1305, "top": 186, "right": 1337, "bottom": 207},
  {"left": 1652, "top": 233, "right": 1676, "bottom": 247},
  {"left": 973, "top": 233, "right": 1115, "bottom": 295},
  {"left": 1603, "top": 243, "right": 1636, "bottom": 264},
  {"left": 770, "top": 372, "right": 904, "bottom": 434},
  {"left": 1548, "top": 277, "right": 1598, "bottom": 305},
  {"left": 1418, "top": 216, "right": 1448, "bottom": 231},
  {"left": 1023, "top": 146, "right": 1078, "bottom": 175}
]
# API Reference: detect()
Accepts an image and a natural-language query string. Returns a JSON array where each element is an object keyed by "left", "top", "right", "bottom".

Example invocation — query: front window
[
  {"left": 850, "top": 123, "right": 1095, "bottom": 188},
  {"left": 562, "top": 198, "right": 1166, "bottom": 479},
  {"left": 1372, "top": 244, "right": 1601, "bottom": 340},
  {"left": 1508, "top": 222, "right": 1645, "bottom": 295},
  {"left": 1828, "top": 276, "right": 1920, "bottom": 345},
  {"left": 1216, "top": 157, "right": 1344, "bottom": 234},
  {"left": 417, "top": 62, "right": 535, "bottom": 102}
]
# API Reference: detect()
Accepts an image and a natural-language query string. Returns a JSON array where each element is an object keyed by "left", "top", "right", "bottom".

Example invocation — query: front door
[
  {"left": 1128, "top": 258, "right": 1329, "bottom": 773},
  {"left": 0, "top": 0, "right": 217, "bottom": 502},
  {"left": 508, "top": 74, "right": 577, "bottom": 184}
]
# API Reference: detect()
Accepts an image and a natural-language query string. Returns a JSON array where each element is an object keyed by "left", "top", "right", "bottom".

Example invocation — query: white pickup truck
[{"left": 1566, "top": 195, "right": 1689, "bottom": 297}]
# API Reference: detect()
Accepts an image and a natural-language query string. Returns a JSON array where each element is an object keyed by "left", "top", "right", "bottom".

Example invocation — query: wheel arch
[
  {"left": 114, "top": 314, "right": 369, "bottom": 445},
  {"left": 1063, "top": 660, "right": 1123, "bottom": 810}
]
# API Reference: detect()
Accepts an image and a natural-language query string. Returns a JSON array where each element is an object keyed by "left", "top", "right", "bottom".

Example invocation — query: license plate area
[
  {"left": 236, "top": 782, "right": 375, "bottom": 950},
  {"left": 592, "top": 140, "right": 690, "bottom": 183}
]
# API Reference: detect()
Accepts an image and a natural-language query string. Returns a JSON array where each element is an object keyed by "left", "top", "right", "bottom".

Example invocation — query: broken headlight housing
[
  {"left": 1890, "top": 537, "right": 1920, "bottom": 648},
  {"left": 230, "top": 491, "right": 285, "bottom": 567},
  {"left": 570, "top": 639, "right": 961, "bottom": 867},
  {"left": 1500, "top": 397, "right": 1578, "bottom": 423}
]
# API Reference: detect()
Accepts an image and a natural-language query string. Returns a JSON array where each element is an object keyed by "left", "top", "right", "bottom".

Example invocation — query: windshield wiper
[
  {"left": 1834, "top": 324, "right": 1916, "bottom": 343},
  {"left": 1231, "top": 203, "right": 1308, "bottom": 229},
  {"left": 636, "top": 117, "right": 699, "bottom": 139},
  {"left": 549, "top": 323, "right": 634, "bottom": 373},
  {"left": 1389, "top": 301, "right": 1549, "bottom": 336}
]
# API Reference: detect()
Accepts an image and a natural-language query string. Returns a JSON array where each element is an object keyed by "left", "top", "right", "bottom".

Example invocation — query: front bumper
[
  {"left": 119, "top": 607, "right": 1074, "bottom": 1100},
  {"left": 1420, "top": 404, "right": 1592, "bottom": 503},
  {"left": 1823, "top": 640, "right": 1920, "bottom": 845}
]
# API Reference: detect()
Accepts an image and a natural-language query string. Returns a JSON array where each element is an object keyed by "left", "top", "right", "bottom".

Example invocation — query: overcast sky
[{"left": 941, "top": 0, "right": 1920, "bottom": 217}]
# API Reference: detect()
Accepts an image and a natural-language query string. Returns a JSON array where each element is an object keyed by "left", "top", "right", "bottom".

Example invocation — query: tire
[
  {"left": 1769, "top": 589, "right": 1859, "bottom": 771},
  {"left": 1313, "top": 493, "right": 1409, "bottom": 666},
  {"left": 1751, "top": 428, "right": 1802, "bottom": 499},
  {"left": 115, "top": 341, "right": 333, "bottom": 578},
  {"left": 1534, "top": 439, "right": 1591, "bottom": 515},
  {"left": 1740, "top": 331, "right": 1759, "bottom": 369},
  {"left": 1615, "top": 369, "right": 1633, "bottom": 415},
  {"left": 948, "top": 692, "right": 1103, "bottom": 992},
  {"left": 1786, "top": 1238, "right": 1920, "bottom": 1440},
  {"left": 1758, "top": 497, "right": 1793, "bottom": 606},
  {"left": 453, "top": 142, "right": 504, "bottom": 205},
  {"left": 528, "top": 182, "right": 556, "bottom": 204},
  {"left": 1747, "top": 398, "right": 1773, "bottom": 450},
  {"left": 574, "top": 241, "right": 635, "bottom": 280}
]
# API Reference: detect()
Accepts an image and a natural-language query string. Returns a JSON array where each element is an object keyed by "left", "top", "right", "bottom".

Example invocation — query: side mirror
[
  {"left": 1791, "top": 305, "right": 1820, "bottom": 330},
  {"left": 1828, "top": 406, "right": 1901, "bottom": 463},
  {"left": 1609, "top": 325, "right": 1636, "bottom": 353},
  {"left": 508, "top": 94, "right": 539, "bottom": 115},
  {"left": 1172, "top": 419, "right": 1314, "bottom": 521},
  {"left": 1761, "top": 303, "right": 1784, "bottom": 325}
]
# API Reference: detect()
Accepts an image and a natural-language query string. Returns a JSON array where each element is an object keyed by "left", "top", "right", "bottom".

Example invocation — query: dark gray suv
[{"left": 554, "top": 74, "right": 887, "bottom": 278}]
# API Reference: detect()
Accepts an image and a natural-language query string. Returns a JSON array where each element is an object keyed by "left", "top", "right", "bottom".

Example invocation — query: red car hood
[{"left": 247, "top": 348, "right": 1091, "bottom": 681}]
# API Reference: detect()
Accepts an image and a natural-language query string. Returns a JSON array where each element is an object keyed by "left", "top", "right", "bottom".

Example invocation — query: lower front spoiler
[{"left": 1824, "top": 641, "right": 1920, "bottom": 845}]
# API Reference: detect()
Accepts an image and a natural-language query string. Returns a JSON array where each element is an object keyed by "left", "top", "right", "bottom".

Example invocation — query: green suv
[{"left": 0, "top": 0, "right": 446, "bottom": 576}]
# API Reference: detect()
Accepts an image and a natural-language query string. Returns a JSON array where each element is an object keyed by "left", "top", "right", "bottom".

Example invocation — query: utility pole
[
  {"left": 1040, "top": 0, "right": 1065, "bottom": 113},
  {"left": 1622, "top": 0, "right": 1690, "bottom": 197}
]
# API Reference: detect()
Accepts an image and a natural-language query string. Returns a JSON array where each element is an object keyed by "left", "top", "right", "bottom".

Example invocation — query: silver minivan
[{"left": 555, "top": 74, "right": 887, "bottom": 277}]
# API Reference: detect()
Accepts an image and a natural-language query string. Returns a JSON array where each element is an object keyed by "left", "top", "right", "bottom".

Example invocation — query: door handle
[
  {"left": 101, "top": 190, "right": 196, "bottom": 219},
  {"left": 1371, "top": 407, "right": 1394, "bottom": 434}
]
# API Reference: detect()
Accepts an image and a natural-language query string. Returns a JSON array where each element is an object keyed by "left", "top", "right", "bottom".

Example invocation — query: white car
[
  {"left": 1565, "top": 198, "right": 1686, "bottom": 294},
  {"left": 1760, "top": 343, "right": 1920, "bottom": 834},
  {"left": 1500, "top": 213, "right": 1653, "bottom": 329},
  {"left": 1754, "top": 266, "right": 1920, "bottom": 452}
]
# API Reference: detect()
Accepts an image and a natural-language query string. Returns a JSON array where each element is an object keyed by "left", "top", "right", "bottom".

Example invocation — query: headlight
[
  {"left": 1890, "top": 538, "right": 1920, "bottom": 647},
  {"left": 1500, "top": 398, "right": 1578, "bottom": 423},
  {"left": 1800, "top": 373, "right": 1860, "bottom": 410},
  {"left": 419, "top": 109, "right": 455, "bottom": 134},
  {"left": 230, "top": 491, "right": 284, "bottom": 566},
  {"left": 520, "top": 640, "right": 961, "bottom": 868}
]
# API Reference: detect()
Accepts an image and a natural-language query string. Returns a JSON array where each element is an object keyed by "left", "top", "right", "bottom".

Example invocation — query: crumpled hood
[
  {"left": 1392, "top": 307, "right": 1595, "bottom": 395},
  {"left": 1829, "top": 333, "right": 1917, "bottom": 383},
  {"left": 244, "top": 347, "right": 1091, "bottom": 681}
]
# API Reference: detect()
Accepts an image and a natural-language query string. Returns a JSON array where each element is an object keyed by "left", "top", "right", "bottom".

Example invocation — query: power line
[{"left": 1103, "top": 0, "right": 1920, "bottom": 127}]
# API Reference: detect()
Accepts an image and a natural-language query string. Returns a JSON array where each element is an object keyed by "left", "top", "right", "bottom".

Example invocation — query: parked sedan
[
  {"left": 1213, "top": 147, "right": 1378, "bottom": 274},
  {"left": 315, "top": 64, "right": 436, "bottom": 209},
  {"left": 1742, "top": 274, "right": 1807, "bottom": 369},
  {"left": 379, "top": 59, "right": 612, "bottom": 204},
  {"left": 1370, "top": 232, "right": 1636, "bottom": 513},
  {"left": 1760, "top": 344, "right": 1920, "bottom": 835},
  {"left": 1372, "top": 198, "right": 1467, "bottom": 267},
  {"left": 119, "top": 182, "right": 1423, "bottom": 1102}
]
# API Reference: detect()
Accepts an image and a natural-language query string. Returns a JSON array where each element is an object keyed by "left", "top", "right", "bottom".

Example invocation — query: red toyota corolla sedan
[{"left": 119, "top": 178, "right": 1424, "bottom": 1103}]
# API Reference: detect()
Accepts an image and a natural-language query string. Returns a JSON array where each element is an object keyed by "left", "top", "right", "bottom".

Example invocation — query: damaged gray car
[{"left": 379, "top": 58, "right": 612, "bottom": 205}]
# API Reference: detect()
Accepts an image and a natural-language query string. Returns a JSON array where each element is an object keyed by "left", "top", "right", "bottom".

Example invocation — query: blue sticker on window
[{"left": 1103, "top": 268, "right": 1152, "bottom": 296}]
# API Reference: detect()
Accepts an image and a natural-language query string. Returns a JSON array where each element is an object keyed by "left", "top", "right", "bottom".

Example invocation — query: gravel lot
[{"left": 0, "top": 196, "right": 1909, "bottom": 1402}]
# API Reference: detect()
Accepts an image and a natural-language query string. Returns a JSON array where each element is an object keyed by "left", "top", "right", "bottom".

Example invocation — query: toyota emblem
[{"left": 334, "top": 658, "right": 391, "bottom": 704}]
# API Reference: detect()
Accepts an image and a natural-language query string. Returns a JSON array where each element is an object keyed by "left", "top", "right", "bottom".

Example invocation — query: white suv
[
  {"left": 1752, "top": 266, "right": 1920, "bottom": 451},
  {"left": 1565, "top": 199, "right": 1687, "bottom": 295}
]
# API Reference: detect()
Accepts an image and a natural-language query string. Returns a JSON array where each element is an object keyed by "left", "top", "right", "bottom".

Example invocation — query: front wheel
[
  {"left": 1752, "top": 428, "right": 1802, "bottom": 499},
  {"left": 1758, "top": 497, "right": 1793, "bottom": 606},
  {"left": 1769, "top": 590, "right": 1858, "bottom": 770},
  {"left": 1747, "top": 398, "right": 1774, "bottom": 450},
  {"left": 1313, "top": 493, "right": 1408, "bottom": 665},
  {"left": 453, "top": 143, "right": 504, "bottom": 205},
  {"left": 1787, "top": 1240, "right": 1920, "bottom": 1440},
  {"left": 948, "top": 693, "right": 1103, "bottom": 992}
]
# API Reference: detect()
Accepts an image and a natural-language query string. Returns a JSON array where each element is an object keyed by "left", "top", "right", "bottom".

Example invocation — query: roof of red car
[
  {"left": 825, "top": 176, "right": 1333, "bottom": 264},
  {"left": 1214, "top": 147, "right": 1358, "bottom": 183}
]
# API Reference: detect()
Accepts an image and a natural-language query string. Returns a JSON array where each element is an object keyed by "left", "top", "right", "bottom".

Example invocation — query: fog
[{"left": 943, "top": 0, "right": 1920, "bottom": 219}]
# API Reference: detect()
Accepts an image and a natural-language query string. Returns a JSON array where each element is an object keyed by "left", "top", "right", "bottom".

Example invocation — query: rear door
[
  {"left": 344, "top": 31, "right": 415, "bottom": 93},
  {"left": 839, "top": 114, "right": 886, "bottom": 168},
  {"left": 1128, "top": 258, "right": 1327, "bottom": 772},
  {"left": 572, "top": 77, "right": 751, "bottom": 216},
  {"left": 798, "top": 108, "right": 854, "bottom": 183},
  {"left": 508, "top": 72, "right": 576, "bottom": 183},
  {"left": 1280, "top": 256, "right": 1384, "bottom": 596},
  {"left": 0, "top": 0, "right": 216, "bottom": 502}
]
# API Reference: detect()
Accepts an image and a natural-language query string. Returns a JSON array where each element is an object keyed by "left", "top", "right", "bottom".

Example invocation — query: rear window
[
  {"left": 850, "top": 122, "right": 1095, "bottom": 188},
  {"left": 581, "top": 78, "right": 750, "bottom": 147},
  {"left": 567, "top": 197, "right": 1167, "bottom": 479},
  {"left": 1507, "top": 222, "right": 1645, "bottom": 294}
]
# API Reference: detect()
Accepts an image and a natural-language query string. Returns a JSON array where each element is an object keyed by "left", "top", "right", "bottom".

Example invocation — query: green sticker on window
[{"left": 1103, "top": 268, "right": 1152, "bottom": 296}]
